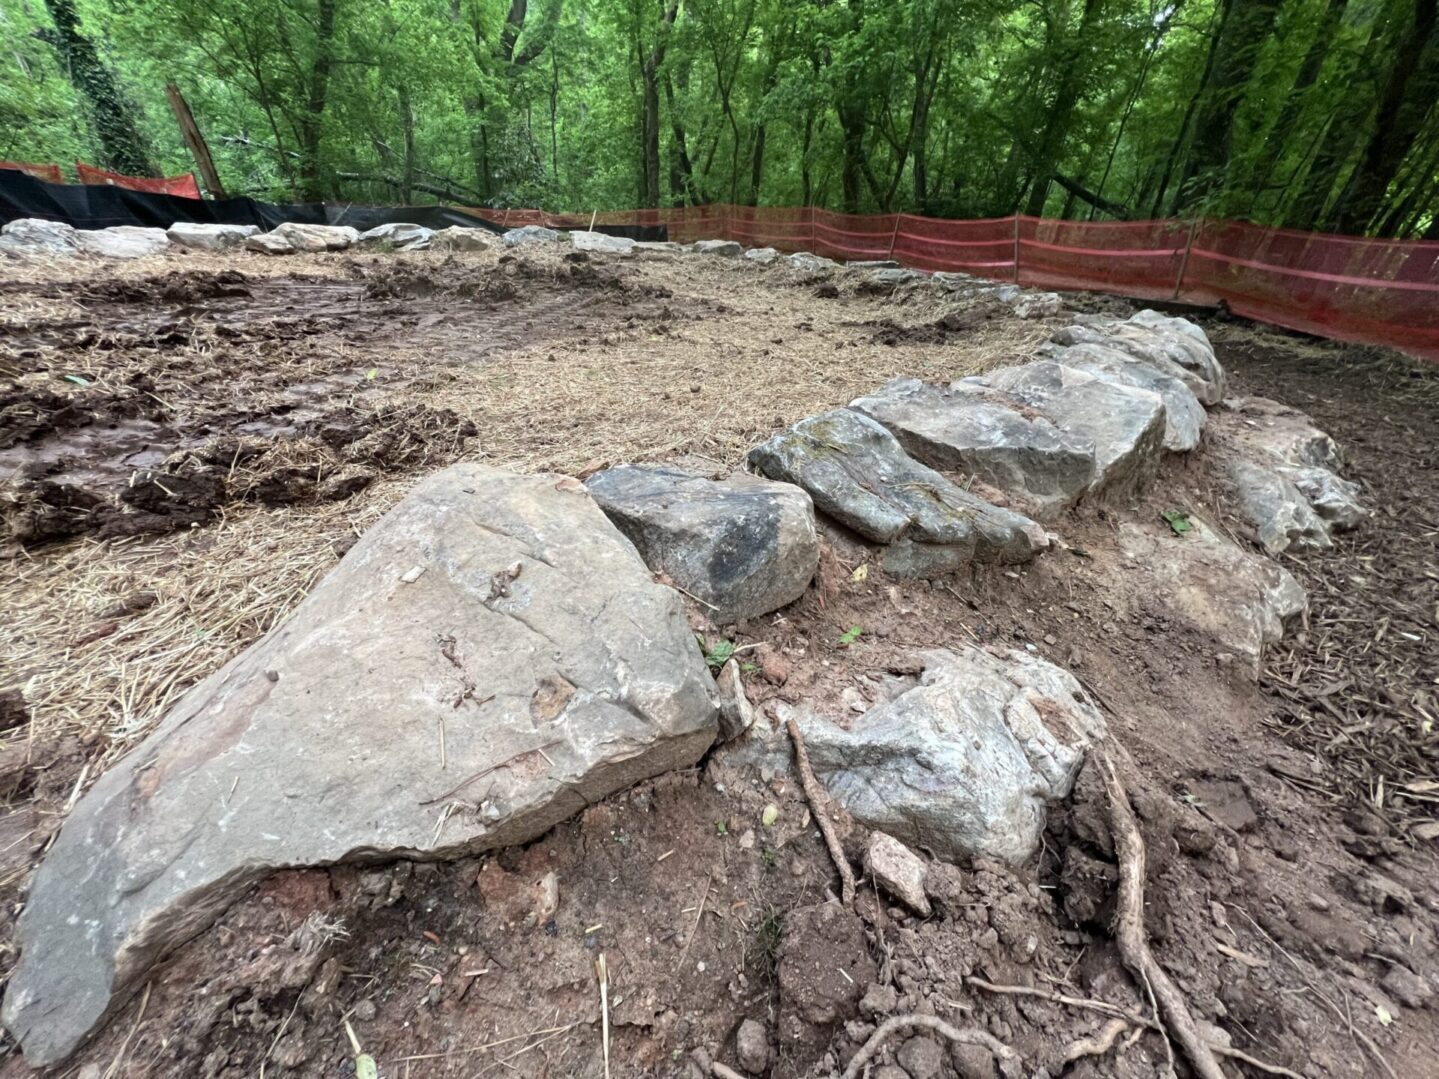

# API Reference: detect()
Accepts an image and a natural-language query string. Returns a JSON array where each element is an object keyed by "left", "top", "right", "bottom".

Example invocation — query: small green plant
[
  {"left": 715, "top": 820, "right": 729, "bottom": 836},
  {"left": 837, "top": 625, "right": 863, "bottom": 647},
  {"left": 761, "top": 846, "right": 778, "bottom": 867},
  {"left": 1161, "top": 509, "right": 1193, "bottom": 536},
  {"left": 698, "top": 635, "right": 736, "bottom": 669}
]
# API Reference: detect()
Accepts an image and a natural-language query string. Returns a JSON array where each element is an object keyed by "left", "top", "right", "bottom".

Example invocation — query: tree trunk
[
  {"left": 1333, "top": 0, "right": 1437, "bottom": 233},
  {"left": 1023, "top": 0, "right": 1107, "bottom": 217},
  {"left": 1243, "top": 0, "right": 1349, "bottom": 215},
  {"left": 297, "top": 0, "right": 337, "bottom": 201},
  {"left": 1173, "top": 0, "right": 1284, "bottom": 211},
  {"left": 41, "top": 0, "right": 155, "bottom": 176},
  {"left": 638, "top": 1, "right": 680, "bottom": 209}
]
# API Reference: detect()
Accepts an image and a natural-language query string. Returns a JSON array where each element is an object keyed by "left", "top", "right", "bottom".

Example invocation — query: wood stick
[
  {"left": 786, "top": 718, "right": 855, "bottom": 904},
  {"left": 841, "top": 1014, "right": 1018, "bottom": 1079},
  {"left": 1101, "top": 753, "right": 1228, "bottom": 1079}
]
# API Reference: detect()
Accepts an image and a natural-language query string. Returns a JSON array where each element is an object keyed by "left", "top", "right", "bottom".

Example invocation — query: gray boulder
[
  {"left": 787, "top": 251, "right": 839, "bottom": 273},
  {"left": 166, "top": 222, "right": 260, "bottom": 251},
  {"left": 744, "top": 246, "right": 780, "bottom": 264},
  {"left": 965, "top": 361, "right": 1166, "bottom": 497},
  {"left": 1053, "top": 343, "right": 1205, "bottom": 451},
  {"left": 583, "top": 464, "right": 819, "bottom": 624},
  {"left": 245, "top": 231, "right": 295, "bottom": 255},
  {"left": 747, "top": 410, "right": 1045, "bottom": 574},
  {"left": 864, "top": 267, "right": 921, "bottom": 288},
  {"left": 798, "top": 647, "right": 1106, "bottom": 863},
  {"left": 1222, "top": 396, "right": 1341, "bottom": 470},
  {"left": 692, "top": 238, "right": 743, "bottom": 257},
  {"left": 75, "top": 226, "right": 170, "bottom": 259},
  {"left": 431, "top": 226, "right": 492, "bottom": 252},
  {"left": 502, "top": 224, "right": 559, "bottom": 246},
  {"left": 570, "top": 230, "right": 636, "bottom": 256},
  {"left": 1281, "top": 465, "right": 1364, "bottom": 530},
  {"left": 1118, "top": 517, "right": 1306, "bottom": 675},
  {"left": 931, "top": 271, "right": 980, "bottom": 290},
  {"left": 268, "top": 222, "right": 359, "bottom": 252},
  {"left": 1012, "top": 291, "right": 1062, "bottom": 319},
  {"left": 1053, "top": 320, "right": 1225, "bottom": 406},
  {"left": 1, "top": 464, "right": 718, "bottom": 1066},
  {"left": 1126, "top": 310, "right": 1227, "bottom": 402},
  {"left": 356, "top": 222, "right": 434, "bottom": 249},
  {"left": 0, "top": 217, "right": 78, "bottom": 255},
  {"left": 848, "top": 378, "right": 1094, "bottom": 520},
  {"left": 1222, "top": 457, "right": 1332, "bottom": 553},
  {"left": 635, "top": 241, "right": 683, "bottom": 254}
]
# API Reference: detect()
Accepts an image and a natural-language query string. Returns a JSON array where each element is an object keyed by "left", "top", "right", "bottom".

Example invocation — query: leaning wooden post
[
  {"left": 164, "top": 82, "right": 226, "bottom": 199},
  {"left": 1172, "top": 217, "right": 1201, "bottom": 301},
  {"left": 886, "top": 212, "right": 902, "bottom": 260}
]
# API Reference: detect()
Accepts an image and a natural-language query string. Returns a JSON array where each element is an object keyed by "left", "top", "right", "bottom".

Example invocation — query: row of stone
[{"left": 0, "top": 217, "right": 492, "bottom": 259}]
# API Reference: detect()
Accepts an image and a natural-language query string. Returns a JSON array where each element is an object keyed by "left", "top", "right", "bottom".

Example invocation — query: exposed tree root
[
  {"left": 1063, "top": 1017, "right": 1130, "bottom": 1064},
  {"left": 965, "top": 977, "right": 1305, "bottom": 1078},
  {"left": 840, "top": 1014, "right": 1019, "bottom": 1079},
  {"left": 1101, "top": 751, "right": 1229, "bottom": 1079},
  {"left": 786, "top": 717, "right": 855, "bottom": 905}
]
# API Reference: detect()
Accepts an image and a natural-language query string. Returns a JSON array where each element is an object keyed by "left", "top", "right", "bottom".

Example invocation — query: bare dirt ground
[{"left": 0, "top": 244, "right": 1435, "bottom": 1078}]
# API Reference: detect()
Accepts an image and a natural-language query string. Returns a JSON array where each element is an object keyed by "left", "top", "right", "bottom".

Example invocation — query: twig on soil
[
  {"left": 258, "top": 993, "right": 303, "bottom": 1078},
  {"left": 786, "top": 717, "right": 855, "bottom": 905},
  {"left": 102, "top": 982, "right": 151, "bottom": 1079},
  {"left": 1062, "top": 1017, "right": 1130, "bottom": 1064},
  {"left": 711, "top": 1064, "right": 746, "bottom": 1079},
  {"left": 841, "top": 1014, "right": 1018, "bottom": 1079},
  {"left": 392, "top": 1023, "right": 579, "bottom": 1062},
  {"left": 1231, "top": 905, "right": 1396, "bottom": 1079},
  {"left": 595, "top": 952, "right": 611, "bottom": 1079},
  {"left": 1100, "top": 751, "right": 1228, "bottom": 1079},
  {"left": 677, "top": 871, "right": 715, "bottom": 967}
]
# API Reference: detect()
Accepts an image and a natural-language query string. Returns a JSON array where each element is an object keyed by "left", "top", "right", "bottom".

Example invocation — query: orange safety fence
[
  {"left": 75, "top": 162, "right": 201, "bottom": 199},
  {"left": 0, "top": 161, "right": 65, "bottom": 184},
  {"left": 473, "top": 204, "right": 1439, "bottom": 361}
]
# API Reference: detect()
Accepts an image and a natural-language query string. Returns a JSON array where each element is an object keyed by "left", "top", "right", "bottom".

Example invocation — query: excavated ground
[{"left": 0, "top": 245, "right": 1435, "bottom": 1078}]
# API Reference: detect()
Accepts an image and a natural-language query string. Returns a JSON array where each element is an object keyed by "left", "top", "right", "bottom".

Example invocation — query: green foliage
[
  {"left": 699, "top": 635, "right": 735, "bottom": 669},
  {"left": 1161, "top": 509, "right": 1193, "bottom": 535},
  {"left": 1, "top": 0, "right": 1432, "bottom": 235},
  {"left": 837, "top": 625, "right": 862, "bottom": 647}
]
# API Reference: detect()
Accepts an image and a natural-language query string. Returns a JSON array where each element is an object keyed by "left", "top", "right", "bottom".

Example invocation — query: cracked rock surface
[{"left": 1, "top": 463, "right": 718, "bottom": 1065}]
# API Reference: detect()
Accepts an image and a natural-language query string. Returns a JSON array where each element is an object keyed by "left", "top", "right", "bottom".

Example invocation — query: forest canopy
[{"left": 2, "top": 0, "right": 1436, "bottom": 237}]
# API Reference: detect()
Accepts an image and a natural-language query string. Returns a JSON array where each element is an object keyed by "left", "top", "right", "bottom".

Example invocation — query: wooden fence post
[
  {"left": 164, "top": 82, "right": 226, "bottom": 199},
  {"left": 886, "top": 213, "right": 902, "bottom": 260},
  {"left": 1173, "top": 217, "right": 1201, "bottom": 300}
]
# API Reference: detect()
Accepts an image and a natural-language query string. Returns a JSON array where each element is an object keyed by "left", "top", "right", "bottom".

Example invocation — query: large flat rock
[
  {"left": 74, "top": 226, "right": 170, "bottom": 259},
  {"left": 1222, "top": 456, "right": 1333, "bottom": 553},
  {"left": 849, "top": 378, "right": 1095, "bottom": 520},
  {"left": 963, "top": 362, "right": 1166, "bottom": 497},
  {"left": 357, "top": 222, "right": 435, "bottom": 249},
  {"left": 269, "top": 222, "right": 359, "bottom": 252},
  {"left": 571, "top": 230, "right": 636, "bottom": 255},
  {"left": 1052, "top": 343, "right": 1205, "bottom": 452},
  {"left": 1118, "top": 516, "right": 1307, "bottom": 674},
  {"left": 167, "top": 222, "right": 260, "bottom": 251},
  {"left": 0, "top": 218, "right": 79, "bottom": 255},
  {"left": 747, "top": 409, "right": 1044, "bottom": 573},
  {"left": 796, "top": 647, "right": 1106, "bottom": 863},
  {"left": 2, "top": 464, "right": 719, "bottom": 1065},
  {"left": 1054, "top": 313, "right": 1226, "bottom": 405},
  {"left": 584, "top": 464, "right": 819, "bottom": 624}
]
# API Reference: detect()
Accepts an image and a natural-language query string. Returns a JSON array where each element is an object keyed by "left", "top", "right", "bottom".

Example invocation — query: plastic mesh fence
[
  {"left": 75, "top": 163, "right": 201, "bottom": 199},
  {"left": 482, "top": 204, "right": 1439, "bottom": 360}
]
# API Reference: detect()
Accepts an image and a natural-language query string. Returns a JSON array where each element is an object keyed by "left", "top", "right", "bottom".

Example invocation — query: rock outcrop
[
  {"left": 0, "top": 218, "right": 79, "bottom": 255},
  {"left": 796, "top": 647, "right": 1106, "bottom": 863},
  {"left": 849, "top": 378, "right": 1095, "bottom": 520},
  {"left": 74, "top": 226, "right": 170, "bottom": 259},
  {"left": 966, "top": 361, "right": 1166, "bottom": 497},
  {"left": 584, "top": 464, "right": 819, "bottom": 624},
  {"left": 356, "top": 223, "right": 435, "bottom": 249},
  {"left": 1, "top": 464, "right": 719, "bottom": 1066},
  {"left": 166, "top": 223, "right": 261, "bottom": 251},
  {"left": 502, "top": 225, "right": 559, "bottom": 246},
  {"left": 747, "top": 409, "right": 1045, "bottom": 576},
  {"left": 570, "top": 230, "right": 636, "bottom": 256}
]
